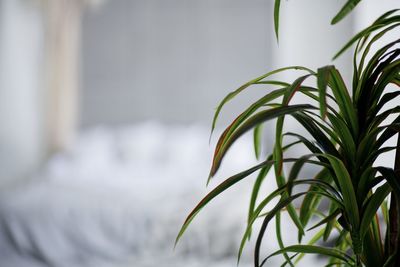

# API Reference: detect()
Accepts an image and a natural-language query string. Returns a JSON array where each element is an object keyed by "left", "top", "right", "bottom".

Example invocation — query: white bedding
[{"left": 0, "top": 122, "right": 321, "bottom": 267}]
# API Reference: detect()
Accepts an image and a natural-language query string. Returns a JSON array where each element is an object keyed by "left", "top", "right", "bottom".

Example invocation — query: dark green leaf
[
  {"left": 175, "top": 159, "right": 274, "bottom": 247},
  {"left": 210, "top": 104, "right": 316, "bottom": 179},
  {"left": 331, "top": 0, "right": 361, "bottom": 25},
  {"left": 274, "top": 0, "right": 281, "bottom": 41},
  {"left": 253, "top": 124, "right": 263, "bottom": 160},
  {"left": 210, "top": 66, "right": 314, "bottom": 138},
  {"left": 317, "top": 66, "right": 332, "bottom": 119},
  {"left": 360, "top": 183, "right": 391, "bottom": 239},
  {"left": 262, "top": 245, "right": 353, "bottom": 266},
  {"left": 307, "top": 208, "right": 340, "bottom": 232},
  {"left": 255, "top": 192, "right": 307, "bottom": 267}
]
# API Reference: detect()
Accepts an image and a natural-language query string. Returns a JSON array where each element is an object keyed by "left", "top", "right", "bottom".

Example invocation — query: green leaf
[
  {"left": 262, "top": 245, "right": 353, "bottom": 266},
  {"left": 299, "top": 168, "right": 332, "bottom": 236},
  {"left": 240, "top": 179, "right": 342, "bottom": 263},
  {"left": 376, "top": 167, "right": 400, "bottom": 198},
  {"left": 293, "top": 228, "right": 325, "bottom": 264},
  {"left": 210, "top": 104, "right": 316, "bottom": 179},
  {"left": 273, "top": 77, "right": 314, "bottom": 240},
  {"left": 253, "top": 123, "right": 263, "bottom": 160},
  {"left": 383, "top": 254, "right": 396, "bottom": 267},
  {"left": 359, "top": 183, "right": 391, "bottom": 239},
  {"left": 287, "top": 155, "right": 334, "bottom": 196},
  {"left": 323, "top": 203, "right": 340, "bottom": 242},
  {"left": 240, "top": 180, "right": 290, "bottom": 263},
  {"left": 248, "top": 140, "right": 302, "bottom": 237},
  {"left": 292, "top": 113, "right": 341, "bottom": 158},
  {"left": 376, "top": 114, "right": 400, "bottom": 150},
  {"left": 323, "top": 155, "right": 360, "bottom": 230},
  {"left": 376, "top": 91, "right": 400, "bottom": 114},
  {"left": 285, "top": 132, "right": 328, "bottom": 166},
  {"left": 355, "top": 39, "right": 400, "bottom": 103},
  {"left": 210, "top": 66, "right": 314, "bottom": 138},
  {"left": 317, "top": 66, "right": 332, "bottom": 119},
  {"left": 327, "top": 113, "right": 356, "bottom": 160},
  {"left": 276, "top": 212, "right": 295, "bottom": 267},
  {"left": 328, "top": 68, "right": 358, "bottom": 137},
  {"left": 175, "top": 159, "right": 274, "bottom": 247},
  {"left": 356, "top": 23, "right": 400, "bottom": 87},
  {"left": 210, "top": 88, "right": 288, "bottom": 182},
  {"left": 331, "top": 0, "right": 361, "bottom": 25},
  {"left": 334, "top": 11, "right": 400, "bottom": 59},
  {"left": 356, "top": 167, "right": 376, "bottom": 202},
  {"left": 274, "top": 0, "right": 281, "bottom": 42},
  {"left": 357, "top": 9, "right": 400, "bottom": 50},
  {"left": 283, "top": 75, "right": 312, "bottom": 105},
  {"left": 307, "top": 208, "right": 340, "bottom": 232},
  {"left": 255, "top": 192, "right": 308, "bottom": 267}
]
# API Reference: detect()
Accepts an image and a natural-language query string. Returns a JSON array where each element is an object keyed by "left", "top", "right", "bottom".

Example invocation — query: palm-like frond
[
  {"left": 177, "top": 8, "right": 400, "bottom": 267},
  {"left": 273, "top": 0, "right": 365, "bottom": 41}
]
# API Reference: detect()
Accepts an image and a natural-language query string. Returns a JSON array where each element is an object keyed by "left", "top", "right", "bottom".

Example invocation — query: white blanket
[{"left": 0, "top": 122, "right": 320, "bottom": 267}]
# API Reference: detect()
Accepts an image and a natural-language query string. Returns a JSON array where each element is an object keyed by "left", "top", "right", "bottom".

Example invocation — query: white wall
[
  {"left": 0, "top": 0, "right": 45, "bottom": 187},
  {"left": 270, "top": 0, "right": 354, "bottom": 83}
]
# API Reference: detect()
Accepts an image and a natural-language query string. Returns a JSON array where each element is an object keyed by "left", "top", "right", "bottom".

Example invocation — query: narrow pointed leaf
[
  {"left": 210, "top": 104, "right": 316, "bottom": 178},
  {"left": 360, "top": 183, "right": 391, "bottom": 238},
  {"left": 210, "top": 66, "right": 314, "bottom": 138},
  {"left": 331, "top": 0, "right": 361, "bottom": 25},
  {"left": 175, "top": 159, "right": 274, "bottom": 246},
  {"left": 274, "top": 0, "right": 281, "bottom": 41},
  {"left": 253, "top": 124, "right": 263, "bottom": 160},
  {"left": 317, "top": 66, "right": 332, "bottom": 119},
  {"left": 262, "top": 245, "right": 353, "bottom": 266}
]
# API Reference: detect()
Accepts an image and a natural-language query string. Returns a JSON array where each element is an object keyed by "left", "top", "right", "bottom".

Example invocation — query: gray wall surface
[{"left": 80, "top": 0, "right": 270, "bottom": 126}]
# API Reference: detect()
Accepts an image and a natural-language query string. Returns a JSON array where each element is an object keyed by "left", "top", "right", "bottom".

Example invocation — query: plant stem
[{"left": 356, "top": 254, "right": 362, "bottom": 267}]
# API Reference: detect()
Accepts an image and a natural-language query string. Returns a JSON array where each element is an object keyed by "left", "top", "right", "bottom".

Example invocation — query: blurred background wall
[
  {"left": 80, "top": 0, "right": 270, "bottom": 126},
  {"left": 0, "top": 0, "right": 398, "bottom": 187},
  {"left": 0, "top": 0, "right": 45, "bottom": 187}
]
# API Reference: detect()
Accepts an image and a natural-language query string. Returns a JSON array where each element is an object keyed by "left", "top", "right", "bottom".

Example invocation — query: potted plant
[{"left": 176, "top": 1, "right": 400, "bottom": 266}]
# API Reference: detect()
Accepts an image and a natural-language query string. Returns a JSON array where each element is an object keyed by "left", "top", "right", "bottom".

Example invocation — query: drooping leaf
[
  {"left": 274, "top": 0, "right": 281, "bottom": 42},
  {"left": 241, "top": 179, "right": 311, "bottom": 263},
  {"left": 376, "top": 167, "right": 400, "bottom": 198},
  {"left": 248, "top": 140, "right": 302, "bottom": 228},
  {"left": 255, "top": 192, "right": 308, "bottom": 267},
  {"left": 331, "top": 0, "right": 361, "bottom": 25},
  {"left": 253, "top": 123, "right": 263, "bottom": 160},
  {"left": 323, "top": 202, "right": 340, "bottom": 242},
  {"left": 210, "top": 66, "right": 314, "bottom": 138},
  {"left": 175, "top": 159, "right": 274, "bottom": 246},
  {"left": 323, "top": 154, "right": 360, "bottom": 232},
  {"left": 317, "top": 66, "right": 333, "bottom": 119},
  {"left": 261, "top": 245, "right": 354, "bottom": 266},
  {"left": 359, "top": 183, "right": 391, "bottom": 239},
  {"left": 293, "top": 228, "right": 325, "bottom": 264},
  {"left": 334, "top": 10, "right": 400, "bottom": 59},
  {"left": 307, "top": 208, "right": 340, "bottom": 232},
  {"left": 210, "top": 104, "right": 316, "bottom": 179},
  {"left": 299, "top": 168, "right": 332, "bottom": 237},
  {"left": 276, "top": 212, "right": 295, "bottom": 267}
]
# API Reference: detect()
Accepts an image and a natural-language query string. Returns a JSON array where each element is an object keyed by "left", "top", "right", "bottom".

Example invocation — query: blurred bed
[{"left": 0, "top": 122, "right": 320, "bottom": 267}]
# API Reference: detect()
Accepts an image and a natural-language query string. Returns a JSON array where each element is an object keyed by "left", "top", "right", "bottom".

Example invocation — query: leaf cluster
[{"left": 176, "top": 4, "right": 400, "bottom": 267}]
